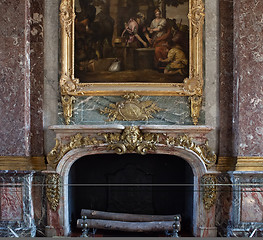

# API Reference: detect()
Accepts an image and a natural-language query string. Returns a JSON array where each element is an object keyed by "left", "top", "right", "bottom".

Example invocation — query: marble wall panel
[
  {"left": 0, "top": 0, "right": 44, "bottom": 156},
  {"left": 233, "top": 0, "right": 263, "bottom": 156},
  {"left": 58, "top": 96, "right": 205, "bottom": 126},
  {"left": 0, "top": 0, "right": 29, "bottom": 156},
  {"left": 29, "top": 0, "right": 45, "bottom": 156},
  {"left": 0, "top": 186, "right": 23, "bottom": 221},
  {"left": 241, "top": 188, "right": 263, "bottom": 223},
  {"left": 219, "top": 0, "right": 234, "bottom": 156}
]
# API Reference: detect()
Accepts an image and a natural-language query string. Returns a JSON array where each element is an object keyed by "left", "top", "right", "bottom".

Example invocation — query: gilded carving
[
  {"left": 46, "top": 173, "right": 61, "bottom": 211},
  {"left": 47, "top": 128, "right": 216, "bottom": 170},
  {"left": 201, "top": 174, "right": 217, "bottom": 210},
  {"left": 100, "top": 126, "right": 160, "bottom": 155},
  {"left": 61, "top": 95, "right": 75, "bottom": 125},
  {"left": 188, "top": 0, "right": 205, "bottom": 37},
  {"left": 60, "top": 0, "right": 75, "bottom": 39},
  {"left": 166, "top": 135, "right": 216, "bottom": 168},
  {"left": 100, "top": 93, "right": 163, "bottom": 121},
  {"left": 47, "top": 134, "right": 103, "bottom": 169},
  {"left": 190, "top": 95, "right": 202, "bottom": 125}
]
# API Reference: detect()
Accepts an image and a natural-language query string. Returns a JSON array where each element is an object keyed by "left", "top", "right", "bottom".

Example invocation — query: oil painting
[{"left": 74, "top": 0, "right": 190, "bottom": 83}]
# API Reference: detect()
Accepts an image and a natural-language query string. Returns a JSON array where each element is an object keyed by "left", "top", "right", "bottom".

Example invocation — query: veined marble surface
[{"left": 58, "top": 96, "right": 205, "bottom": 125}]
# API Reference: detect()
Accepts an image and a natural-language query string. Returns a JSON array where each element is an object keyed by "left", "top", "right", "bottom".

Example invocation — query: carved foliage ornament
[
  {"left": 100, "top": 93, "right": 163, "bottom": 122},
  {"left": 46, "top": 173, "right": 61, "bottom": 211},
  {"left": 47, "top": 133, "right": 103, "bottom": 169},
  {"left": 166, "top": 134, "right": 216, "bottom": 168},
  {"left": 201, "top": 174, "right": 217, "bottom": 210}
]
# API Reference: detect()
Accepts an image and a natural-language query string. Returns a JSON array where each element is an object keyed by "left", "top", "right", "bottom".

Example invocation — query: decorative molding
[
  {"left": 0, "top": 157, "right": 46, "bottom": 170},
  {"left": 201, "top": 174, "right": 217, "bottom": 211},
  {"left": 100, "top": 126, "right": 161, "bottom": 155},
  {"left": 217, "top": 157, "right": 237, "bottom": 172},
  {"left": 100, "top": 93, "right": 163, "bottom": 121},
  {"left": 166, "top": 134, "right": 216, "bottom": 169},
  {"left": 47, "top": 127, "right": 216, "bottom": 170},
  {"left": 46, "top": 173, "right": 61, "bottom": 211},
  {"left": 235, "top": 157, "right": 263, "bottom": 171}
]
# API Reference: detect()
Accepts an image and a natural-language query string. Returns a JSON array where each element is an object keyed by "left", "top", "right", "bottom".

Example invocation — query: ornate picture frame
[{"left": 59, "top": 0, "right": 205, "bottom": 124}]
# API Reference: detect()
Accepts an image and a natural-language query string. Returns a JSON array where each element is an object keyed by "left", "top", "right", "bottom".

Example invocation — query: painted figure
[
  {"left": 147, "top": 8, "right": 172, "bottom": 67},
  {"left": 121, "top": 12, "right": 149, "bottom": 48},
  {"left": 159, "top": 31, "right": 188, "bottom": 75}
]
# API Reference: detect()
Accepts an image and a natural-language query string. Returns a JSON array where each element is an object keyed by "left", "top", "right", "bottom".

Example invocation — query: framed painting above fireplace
[{"left": 59, "top": 0, "right": 205, "bottom": 124}]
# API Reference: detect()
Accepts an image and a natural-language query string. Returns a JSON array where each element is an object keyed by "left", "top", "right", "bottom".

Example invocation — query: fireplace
[
  {"left": 45, "top": 125, "right": 218, "bottom": 237},
  {"left": 68, "top": 153, "right": 194, "bottom": 236}
]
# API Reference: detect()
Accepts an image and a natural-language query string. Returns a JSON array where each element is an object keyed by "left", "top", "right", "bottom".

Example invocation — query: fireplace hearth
[
  {"left": 68, "top": 154, "right": 193, "bottom": 235},
  {"left": 45, "top": 125, "right": 218, "bottom": 237}
]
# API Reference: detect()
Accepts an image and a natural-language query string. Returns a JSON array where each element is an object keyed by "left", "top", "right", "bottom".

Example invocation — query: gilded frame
[{"left": 59, "top": 0, "right": 205, "bottom": 124}]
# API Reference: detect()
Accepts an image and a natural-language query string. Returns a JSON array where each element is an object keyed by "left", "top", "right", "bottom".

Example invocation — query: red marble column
[
  {"left": 233, "top": 0, "right": 263, "bottom": 157},
  {"left": 219, "top": 0, "right": 234, "bottom": 157},
  {"left": 0, "top": 0, "right": 44, "bottom": 156}
]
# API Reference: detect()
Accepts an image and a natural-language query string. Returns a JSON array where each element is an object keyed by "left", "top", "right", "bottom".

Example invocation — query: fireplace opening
[{"left": 68, "top": 154, "right": 194, "bottom": 236}]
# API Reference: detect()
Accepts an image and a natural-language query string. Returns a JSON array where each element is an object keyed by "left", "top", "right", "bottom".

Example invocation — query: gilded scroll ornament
[
  {"left": 61, "top": 95, "right": 75, "bottom": 125},
  {"left": 46, "top": 173, "right": 61, "bottom": 211},
  {"left": 201, "top": 174, "right": 217, "bottom": 210},
  {"left": 166, "top": 135, "right": 216, "bottom": 168},
  {"left": 47, "top": 134, "right": 103, "bottom": 169},
  {"left": 100, "top": 126, "right": 161, "bottom": 155},
  {"left": 190, "top": 95, "right": 202, "bottom": 125},
  {"left": 100, "top": 93, "right": 163, "bottom": 122}
]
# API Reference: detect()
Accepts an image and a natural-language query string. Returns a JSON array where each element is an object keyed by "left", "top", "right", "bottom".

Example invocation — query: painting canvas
[{"left": 74, "top": 0, "right": 189, "bottom": 83}]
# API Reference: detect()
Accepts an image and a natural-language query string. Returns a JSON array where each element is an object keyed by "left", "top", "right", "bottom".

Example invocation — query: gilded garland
[
  {"left": 46, "top": 173, "right": 61, "bottom": 211},
  {"left": 201, "top": 174, "right": 217, "bottom": 210},
  {"left": 59, "top": 0, "right": 205, "bottom": 125}
]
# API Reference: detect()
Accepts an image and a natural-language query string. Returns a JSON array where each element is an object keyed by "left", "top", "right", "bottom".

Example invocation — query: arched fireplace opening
[{"left": 68, "top": 153, "right": 194, "bottom": 236}]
